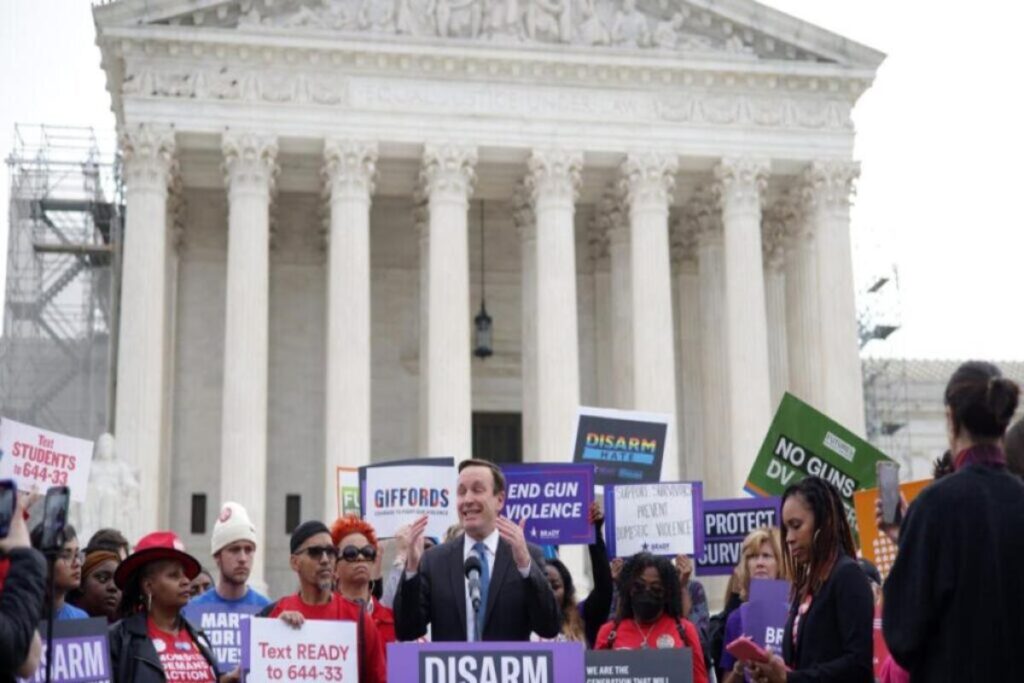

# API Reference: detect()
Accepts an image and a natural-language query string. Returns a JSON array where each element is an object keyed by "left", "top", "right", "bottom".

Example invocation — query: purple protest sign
[
  {"left": 696, "top": 497, "right": 781, "bottom": 577},
  {"left": 387, "top": 641, "right": 585, "bottom": 683},
  {"left": 743, "top": 579, "right": 791, "bottom": 658},
  {"left": 21, "top": 618, "right": 110, "bottom": 683},
  {"left": 183, "top": 602, "right": 262, "bottom": 674},
  {"left": 500, "top": 463, "right": 595, "bottom": 545}
]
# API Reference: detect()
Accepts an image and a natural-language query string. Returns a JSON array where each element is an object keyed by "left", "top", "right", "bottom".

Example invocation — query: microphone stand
[{"left": 45, "top": 553, "right": 56, "bottom": 683}]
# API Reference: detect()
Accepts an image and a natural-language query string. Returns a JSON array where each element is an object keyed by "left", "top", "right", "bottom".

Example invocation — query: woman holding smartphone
[{"left": 745, "top": 477, "right": 873, "bottom": 683}]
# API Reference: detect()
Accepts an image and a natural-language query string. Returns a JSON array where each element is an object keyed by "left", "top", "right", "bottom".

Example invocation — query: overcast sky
[{"left": 2, "top": 0, "right": 1022, "bottom": 361}]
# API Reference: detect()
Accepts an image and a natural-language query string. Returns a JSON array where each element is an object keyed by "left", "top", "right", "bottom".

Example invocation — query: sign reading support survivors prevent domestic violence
[
  {"left": 18, "top": 617, "right": 110, "bottom": 683},
  {"left": 500, "top": 463, "right": 595, "bottom": 545},
  {"left": 0, "top": 417, "right": 94, "bottom": 503},
  {"left": 744, "top": 394, "right": 893, "bottom": 528},
  {"left": 387, "top": 641, "right": 586, "bottom": 683},
  {"left": 696, "top": 497, "right": 781, "bottom": 577},
  {"left": 182, "top": 603, "right": 262, "bottom": 674},
  {"left": 605, "top": 482, "right": 704, "bottom": 558},
  {"left": 246, "top": 618, "right": 357, "bottom": 682},
  {"left": 572, "top": 407, "right": 670, "bottom": 486},
  {"left": 360, "top": 457, "right": 457, "bottom": 540}
]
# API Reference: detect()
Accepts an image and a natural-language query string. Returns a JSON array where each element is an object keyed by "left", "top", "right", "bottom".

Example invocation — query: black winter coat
[
  {"left": 0, "top": 548, "right": 47, "bottom": 683},
  {"left": 883, "top": 463, "right": 1024, "bottom": 682},
  {"left": 109, "top": 612, "right": 220, "bottom": 683},
  {"left": 782, "top": 554, "right": 874, "bottom": 682}
]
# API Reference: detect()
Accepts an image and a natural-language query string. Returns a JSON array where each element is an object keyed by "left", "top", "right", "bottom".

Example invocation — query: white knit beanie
[{"left": 210, "top": 502, "right": 257, "bottom": 556}]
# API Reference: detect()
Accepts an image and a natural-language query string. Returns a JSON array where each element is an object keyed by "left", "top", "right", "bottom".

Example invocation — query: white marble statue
[
  {"left": 80, "top": 433, "right": 142, "bottom": 547},
  {"left": 576, "top": 0, "right": 609, "bottom": 45},
  {"left": 653, "top": 11, "right": 686, "bottom": 49},
  {"left": 610, "top": 0, "right": 649, "bottom": 47}
]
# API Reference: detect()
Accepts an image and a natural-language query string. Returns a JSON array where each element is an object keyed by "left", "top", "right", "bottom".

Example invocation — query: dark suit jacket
[
  {"left": 782, "top": 554, "right": 873, "bottom": 683},
  {"left": 394, "top": 533, "right": 560, "bottom": 642}
]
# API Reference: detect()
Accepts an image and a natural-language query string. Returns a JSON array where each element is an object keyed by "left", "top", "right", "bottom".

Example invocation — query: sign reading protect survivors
[
  {"left": 182, "top": 603, "right": 262, "bottom": 674},
  {"left": 245, "top": 617, "right": 357, "bottom": 682},
  {"left": 360, "top": 457, "right": 458, "bottom": 540},
  {"left": 0, "top": 417, "right": 94, "bottom": 502},
  {"left": 605, "top": 482, "right": 704, "bottom": 558},
  {"left": 500, "top": 463, "right": 595, "bottom": 545},
  {"left": 696, "top": 497, "right": 781, "bottom": 577},
  {"left": 387, "top": 641, "right": 585, "bottom": 683},
  {"left": 585, "top": 649, "right": 693, "bottom": 683},
  {"left": 744, "top": 393, "right": 893, "bottom": 526},
  {"left": 572, "top": 407, "right": 670, "bottom": 486},
  {"left": 18, "top": 617, "right": 110, "bottom": 683}
]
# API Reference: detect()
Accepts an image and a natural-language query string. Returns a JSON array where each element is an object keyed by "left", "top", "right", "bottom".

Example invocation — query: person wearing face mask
[
  {"left": 108, "top": 531, "right": 234, "bottom": 683},
  {"left": 718, "top": 528, "right": 785, "bottom": 683},
  {"left": 745, "top": 477, "right": 872, "bottom": 683},
  {"left": 884, "top": 361, "right": 1024, "bottom": 682},
  {"left": 595, "top": 552, "right": 709, "bottom": 683},
  {"left": 331, "top": 515, "right": 396, "bottom": 644},
  {"left": 68, "top": 549, "right": 122, "bottom": 622}
]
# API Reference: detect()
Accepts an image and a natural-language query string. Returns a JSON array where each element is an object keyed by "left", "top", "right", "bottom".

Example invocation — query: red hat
[{"left": 114, "top": 531, "right": 201, "bottom": 590}]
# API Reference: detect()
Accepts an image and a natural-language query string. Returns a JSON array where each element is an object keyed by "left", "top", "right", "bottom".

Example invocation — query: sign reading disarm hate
[
  {"left": 572, "top": 407, "right": 670, "bottom": 486},
  {"left": 360, "top": 457, "right": 457, "bottom": 540}
]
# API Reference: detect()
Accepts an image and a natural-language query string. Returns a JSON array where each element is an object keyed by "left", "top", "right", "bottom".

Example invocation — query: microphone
[{"left": 464, "top": 555, "right": 483, "bottom": 613}]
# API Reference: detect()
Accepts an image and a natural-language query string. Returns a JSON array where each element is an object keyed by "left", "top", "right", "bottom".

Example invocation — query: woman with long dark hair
[
  {"left": 596, "top": 552, "right": 708, "bottom": 683},
  {"left": 884, "top": 361, "right": 1024, "bottom": 681},
  {"left": 745, "top": 477, "right": 873, "bottom": 683}
]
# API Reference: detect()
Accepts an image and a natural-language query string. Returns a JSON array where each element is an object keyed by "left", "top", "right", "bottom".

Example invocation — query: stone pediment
[{"left": 94, "top": 0, "right": 884, "bottom": 69}]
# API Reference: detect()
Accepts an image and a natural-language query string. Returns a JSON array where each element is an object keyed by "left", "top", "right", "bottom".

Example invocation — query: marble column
[
  {"left": 414, "top": 193, "right": 431, "bottom": 453},
  {"left": 621, "top": 153, "right": 679, "bottom": 481},
  {"left": 781, "top": 194, "right": 825, "bottom": 409},
  {"left": 607, "top": 196, "right": 633, "bottom": 409},
  {"left": 715, "top": 158, "right": 772, "bottom": 493},
  {"left": 115, "top": 123, "right": 176, "bottom": 533},
  {"left": 762, "top": 207, "right": 790, "bottom": 410},
  {"left": 671, "top": 216, "right": 703, "bottom": 481},
  {"left": 525, "top": 150, "right": 583, "bottom": 463},
  {"left": 221, "top": 131, "right": 277, "bottom": 588},
  {"left": 691, "top": 189, "right": 731, "bottom": 497},
  {"left": 805, "top": 161, "right": 865, "bottom": 433},
  {"left": 589, "top": 196, "right": 614, "bottom": 408},
  {"left": 322, "top": 140, "right": 377, "bottom": 520},
  {"left": 514, "top": 183, "right": 538, "bottom": 461},
  {"left": 420, "top": 143, "right": 477, "bottom": 461}
]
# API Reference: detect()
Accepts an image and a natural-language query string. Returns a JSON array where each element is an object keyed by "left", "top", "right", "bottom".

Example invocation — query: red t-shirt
[
  {"left": 267, "top": 593, "right": 386, "bottom": 683},
  {"left": 595, "top": 614, "right": 708, "bottom": 683},
  {"left": 146, "top": 617, "right": 217, "bottom": 683}
]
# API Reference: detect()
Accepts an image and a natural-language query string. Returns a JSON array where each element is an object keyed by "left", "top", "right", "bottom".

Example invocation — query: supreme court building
[{"left": 93, "top": 0, "right": 883, "bottom": 592}]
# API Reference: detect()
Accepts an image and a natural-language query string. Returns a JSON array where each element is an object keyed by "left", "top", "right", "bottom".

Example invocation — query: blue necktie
[{"left": 472, "top": 542, "right": 490, "bottom": 641}]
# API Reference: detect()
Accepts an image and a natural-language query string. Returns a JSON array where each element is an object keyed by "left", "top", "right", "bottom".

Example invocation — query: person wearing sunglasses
[
  {"left": 262, "top": 520, "right": 387, "bottom": 683},
  {"left": 331, "top": 515, "right": 396, "bottom": 645},
  {"left": 29, "top": 522, "right": 89, "bottom": 620}
]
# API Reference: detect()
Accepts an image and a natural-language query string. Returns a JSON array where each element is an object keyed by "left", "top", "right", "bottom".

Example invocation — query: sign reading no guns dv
[
  {"left": 744, "top": 393, "right": 893, "bottom": 524},
  {"left": 572, "top": 407, "right": 670, "bottom": 486}
]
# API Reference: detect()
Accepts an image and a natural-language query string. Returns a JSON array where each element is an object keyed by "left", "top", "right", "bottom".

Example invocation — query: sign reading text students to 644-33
[
  {"left": 572, "top": 407, "right": 670, "bottom": 486},
  {"left": 745, "top": 393, "right": 893, "bottom": 527}
]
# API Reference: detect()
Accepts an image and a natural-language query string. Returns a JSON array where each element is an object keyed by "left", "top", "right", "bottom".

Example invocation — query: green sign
[{"left": 744, "top": 393, "right": 893, "bottom": 529}]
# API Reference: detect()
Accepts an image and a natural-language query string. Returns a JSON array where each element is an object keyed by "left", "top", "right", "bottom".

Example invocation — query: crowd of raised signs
[{"left": 2, "top": 359, "right": 1024, "bottom": 683}]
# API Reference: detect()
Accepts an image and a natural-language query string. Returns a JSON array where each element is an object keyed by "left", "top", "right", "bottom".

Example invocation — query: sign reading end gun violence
[
  {"left": 0, "top": 417, "right": 94, "bottom": 502},
  {"left": 744, "top": 394, "right": 893, "bottom": 526},
  {"left": 572, "top": 407, "right": 670, "bottom": 487},
  {"left": 606, "top": 482, "right": 704, "bottom": 558},
  {"left": 387, "top": 642, "right": 585, "bottom": 683},
  {"left": 500, "top": 463, "right": 595, "bottom": 545},
  {"left": 696, "top": 497, "right": 781, "bottom": 577}
]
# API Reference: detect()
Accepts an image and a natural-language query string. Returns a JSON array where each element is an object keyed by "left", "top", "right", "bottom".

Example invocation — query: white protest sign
[
  {"left": 0, "top": 418, "right": 94, "bottom": 503},
  {"left": 248, "top": 617, "right": 357, "bottom": 683},
  {"left": 606, "top": 481, "right": 705, "bottom": 558},
  {"left": 360, "top": 457, "right": 458, "bottom": 540}
]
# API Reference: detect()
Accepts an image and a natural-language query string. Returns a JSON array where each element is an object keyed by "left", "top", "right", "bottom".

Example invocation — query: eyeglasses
[
  {"left": 57, "top": 549, "right": 85, "bottom": 565},
  {"left": 295, "top": 545, "right": 338, "bottom": 561},
  {"left": 338, "top": 545, "right": 377, "bottom": 563}
]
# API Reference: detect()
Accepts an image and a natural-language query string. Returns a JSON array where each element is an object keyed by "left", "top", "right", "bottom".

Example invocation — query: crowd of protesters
[{"left": 1, "top": 360, "right": 1023, "bottom": 682}]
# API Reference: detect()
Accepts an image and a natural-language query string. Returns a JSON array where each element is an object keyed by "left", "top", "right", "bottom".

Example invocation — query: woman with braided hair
[
  {"left": 595, "top": 552, "right": 708, "bottom": 683},
  {"left": 745, "top": 477, "right": 873, "bottom": 683}
]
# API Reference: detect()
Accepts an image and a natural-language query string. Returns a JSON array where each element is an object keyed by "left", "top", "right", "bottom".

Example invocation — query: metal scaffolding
[{"left": 1, "top": 124, "right": 121, "bottom": 439}]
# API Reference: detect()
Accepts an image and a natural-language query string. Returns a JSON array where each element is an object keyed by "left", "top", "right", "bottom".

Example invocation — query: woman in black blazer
[{"left": 745, "top": 477, "right": 873, "bottom": 683}]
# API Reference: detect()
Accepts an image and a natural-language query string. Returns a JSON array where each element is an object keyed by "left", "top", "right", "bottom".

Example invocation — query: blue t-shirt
[
  {"left": 55, "top": 602, "right": 90, "bottom": 621},
  {"left": 718, "top": 605, "right": 744, "bottom": 671},
  {"left": 191, "top": 587, "right": 271, "bottom": 609}
]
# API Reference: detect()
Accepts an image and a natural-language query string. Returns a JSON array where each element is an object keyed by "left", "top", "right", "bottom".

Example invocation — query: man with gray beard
[{"left": 262, "top": 521, "right": 387, "bottom": 683}]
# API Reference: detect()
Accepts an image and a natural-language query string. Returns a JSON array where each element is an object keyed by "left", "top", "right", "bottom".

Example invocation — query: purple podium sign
[
  {"left": 387, "top": 641, "right": 585, "bottom": 683},
  {"left": 21, "top": 617, "right": 110, "bottom": 683},
  {"left": 500, "top": 463, "right": 595, "bottom": 545},
  {"left": 696, "top": 497, "right": 781, "bottom": 577},
  {"left": 183, "top": 602, "right": 262, "bottom": 674}
]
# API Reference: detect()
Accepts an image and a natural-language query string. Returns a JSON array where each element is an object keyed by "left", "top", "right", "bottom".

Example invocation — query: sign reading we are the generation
[{"left": 572, "top": 407, "right": 670, "bottom": 486}]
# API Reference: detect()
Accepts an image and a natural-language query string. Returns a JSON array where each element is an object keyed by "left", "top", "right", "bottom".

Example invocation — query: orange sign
[{"left": 853, "top": 478, "right": 931, "bottom": 580}]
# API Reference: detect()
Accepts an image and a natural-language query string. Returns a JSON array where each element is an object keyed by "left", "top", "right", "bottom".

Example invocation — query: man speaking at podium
[{"left": 394, "top": 459, "right": 560, "bottom": 642}]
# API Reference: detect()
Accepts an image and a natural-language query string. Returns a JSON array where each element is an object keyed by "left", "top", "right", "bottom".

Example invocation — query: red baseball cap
[{"left": 114, "top": 531, "right": 201, "bottom": 590}]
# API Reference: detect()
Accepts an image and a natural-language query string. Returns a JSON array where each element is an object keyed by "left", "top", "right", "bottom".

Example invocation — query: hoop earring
[{"left": 146, "top": 593, "right": 152, "bottom": 612}]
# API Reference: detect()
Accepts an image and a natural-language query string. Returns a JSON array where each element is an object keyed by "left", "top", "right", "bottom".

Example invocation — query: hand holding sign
[
  {"left": 496, "top": 516, "right": 531, "bottom": 571},
  {"left": 746, "top": 654, "right": 789, "bottom": 683},
  {"left": 399, "top": 514, "right": 429, "bottom": 573}
]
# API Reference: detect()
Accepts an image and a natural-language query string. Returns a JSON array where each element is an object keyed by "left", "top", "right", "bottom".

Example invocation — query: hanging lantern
[{"left": 473, "top": 199, "right": 493, "bottom": 359}]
